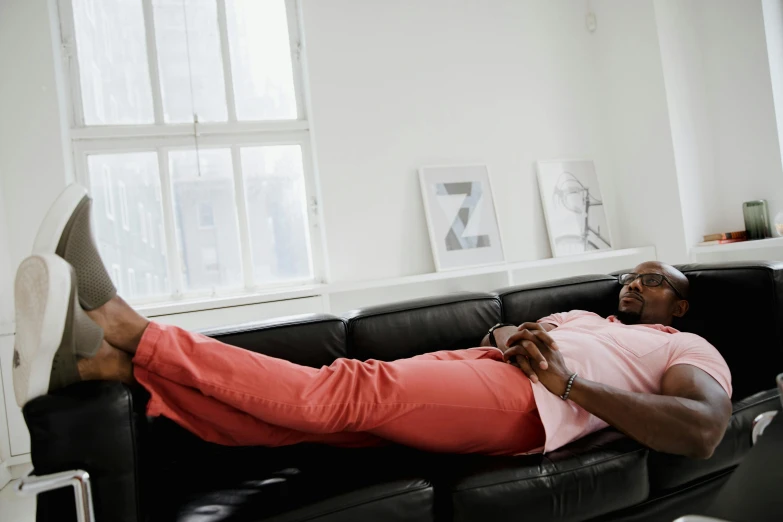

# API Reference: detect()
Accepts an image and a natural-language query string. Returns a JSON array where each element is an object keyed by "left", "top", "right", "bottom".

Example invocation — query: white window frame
[{"left": 56, "top": 0, "right": 326, "bottom": 306}]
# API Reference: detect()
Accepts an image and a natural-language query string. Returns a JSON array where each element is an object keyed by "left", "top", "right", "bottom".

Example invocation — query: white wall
[
  {"left": 764, "top": 0, "right": 783, "bottom": 177},
  {"left": 301, "top": 0, "right": 615, "bottom": 282},
  {"left": 0, "top": 179, "right": 11, "bottom": 486},
  {"left": 0, "top": 181, "right": 13, "bottom": 330},
  {"left": 590, "top": 0, "right": 783, "bottom": 259},
  {"left": 654, "top": 0, "right": 720, "bottom": 250},
  {"left": 1, "top": 0, "right": 781, "bottom": 294},
  {"left": 693, "top": 0, "right": 783, "bottom": 234},
  {"left": 0, "top": 0, "right": 74, "bottom": 272},
  {"left": 0, "top": 0, "right": 74, "bottom": 465},
  {"left": 590, "top": 0, "right": 689, "bottom": 263}
]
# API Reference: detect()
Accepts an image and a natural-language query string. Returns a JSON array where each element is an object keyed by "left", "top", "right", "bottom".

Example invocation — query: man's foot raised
[
  {"left": 12, "top": 255, "right": 104, "bottom": 406},
  {"left": 34, "top": 184, "right": 149, "bottom": 353},
  {"left": 33, "top": 183, "right": 116, "bottom": 311}
]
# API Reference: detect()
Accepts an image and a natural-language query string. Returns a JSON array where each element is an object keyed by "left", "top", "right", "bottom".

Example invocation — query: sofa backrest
[
  {"left": 497, "top": 275, "right": 619, "bottom": 325},
  {"left": 673, "top": 262, "right": 783, "bottom": 399},
  {"left": 203, "top": 262, "right": 783, "bottom": 401},
  {"left": 344, "top": 293, "right": 501, "bottom": 360},
  {"left": 201, "top": 313, "right": 347, "bottom": 368}
]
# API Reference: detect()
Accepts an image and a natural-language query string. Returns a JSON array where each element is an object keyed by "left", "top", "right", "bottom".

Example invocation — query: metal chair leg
[{"left": 15, "top": 469, "right": 95, "bottom": 522}]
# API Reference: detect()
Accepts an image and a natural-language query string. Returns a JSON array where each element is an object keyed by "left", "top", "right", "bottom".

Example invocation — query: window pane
[
  {"left": 240, "top": 145, "right": 312, "bottom": 283},
  {"left": 225, "top": 0, "right": 297, "bottom": 120},
  {"left": 169, "top": 149, "right": 243, "bottom": 291},
  {"left": 153, "top": 0, "right": 228, "bottom": 123},
  {"left": 73, "top": 0, "right": 154, "bottom": 124},
  {"left": 88, "top": 153, "right": 170, "bottom": 302}
]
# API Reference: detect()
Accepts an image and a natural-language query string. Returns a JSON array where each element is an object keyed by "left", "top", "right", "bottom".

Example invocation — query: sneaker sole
[
  {"left": 13, "top": 255, "right": 72, "bottom": 407},
  {"left": 32, "top": 184, "right": 88, "bottom": 255}
]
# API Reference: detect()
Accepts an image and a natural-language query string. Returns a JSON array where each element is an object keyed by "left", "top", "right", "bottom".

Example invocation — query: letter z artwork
[{"left": 435, "top": 182, "right": 491, "bottom": 251}]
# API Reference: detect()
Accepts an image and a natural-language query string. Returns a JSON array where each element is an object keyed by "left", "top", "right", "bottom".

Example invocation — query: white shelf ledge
[
  {"left": 505, "top": 246, "right": 653, "bottom": 270},
  {"left": 328, "top": 247, "right": 653, "bottom": 294},
  {"left": 690, "top": 237, "right": 783, "bottom": 254},
  {"left": 325, "top": 263, "right": 508, "bottom": 294},
  {"left": 138, "top": 247, "right": 654, "bottom": 317}
]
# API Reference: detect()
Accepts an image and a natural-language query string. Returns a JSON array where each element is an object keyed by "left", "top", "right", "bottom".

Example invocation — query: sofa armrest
[{"left": 22, "top": 381, "right": 147, "bottom": 522}]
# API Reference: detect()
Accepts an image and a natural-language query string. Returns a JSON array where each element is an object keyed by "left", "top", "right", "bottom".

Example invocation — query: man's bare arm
[
  {"left": 503, "top": 330, "right": 732, "bottom": 459},
  {"left": 567, "top": 365, "right": 731, "bottom": 458}
]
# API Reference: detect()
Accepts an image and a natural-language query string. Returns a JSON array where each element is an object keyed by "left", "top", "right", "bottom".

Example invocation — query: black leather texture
[
  {"left": 22, "top": 262, "right": 783, "bottom": 522},
  {"left": 200, "top": 314, "right": 347, "bottom": 368},
  {"left": 146, "top": 420, "right": 435, "bottom": 522},
  {"left": 673, "top": 262, "right": 783, "bottom": 399},
  {"left": 435, "top": 429, "right": 649, "bottom": 522},
  {"left": 647, "top": 388, "right": 782, "bottom": 492},
  {"left": 23, "top": 381, "right": 145, "bottom": 522},
  {"left": 344, "top": 292, "right": 501, "bottom": 360},
  {"left": 497, "top": 275, "right": 621, "bottom": 325},
  {"left": 593, "top": 470, "right": 734, "bottom": 522}
]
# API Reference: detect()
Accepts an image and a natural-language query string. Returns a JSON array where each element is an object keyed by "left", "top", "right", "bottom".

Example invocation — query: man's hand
[
  {"left": 503, "top": 324, "right": 572, "bottom": 396},
  {"left": 500, "top": 323, "right": 558, "bottom": 371}
]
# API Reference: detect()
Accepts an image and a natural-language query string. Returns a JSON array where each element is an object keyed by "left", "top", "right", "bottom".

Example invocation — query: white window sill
[{"left": 136, "top": 284, "right": 328, "bottom": 317}]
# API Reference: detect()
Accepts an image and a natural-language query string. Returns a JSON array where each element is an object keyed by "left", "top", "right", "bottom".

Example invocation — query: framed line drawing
[
  {"left": 536, "top": 160, "right": 613, "bottom": 257},
  {"left": 418, "top": 164, "right": 505, "bottom": 271}
]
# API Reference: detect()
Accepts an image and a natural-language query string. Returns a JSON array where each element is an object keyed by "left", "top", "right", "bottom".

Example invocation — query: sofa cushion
[
  {"left": 673, "top": 262, "right": 783, "bottom": 399},
  {"left": 147, "top": 420, "right": 434, "bottom": 522},
  {"left": 496, "top": 275, "right": 621, "bottom": 325},
  {"left": 24, "top": 381, "right": 145, "bottom": 522},
  {"left": 344, "top": 293, "right": 501, "bottom": 360},
  {"left": 431, "top": 429, "right": 649, "bottom": 522},
  {"left": 169, "top": 475, "right": 433, "bottom": 522},
  {"left": 647, "top": 388, "right": 782, "bottom": 492},
  {"left": 200, "top": 314, "right": 347, "bottom": 368}
]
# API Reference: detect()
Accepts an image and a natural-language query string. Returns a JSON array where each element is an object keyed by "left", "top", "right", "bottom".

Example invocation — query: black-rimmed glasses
[{"left": 618, "top": 273, "right": 685, "bottom": 299}]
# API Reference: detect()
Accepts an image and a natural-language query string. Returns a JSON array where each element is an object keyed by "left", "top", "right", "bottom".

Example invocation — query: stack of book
[{"left": 697, "top": 231, "right": 747, "bottom": 246}]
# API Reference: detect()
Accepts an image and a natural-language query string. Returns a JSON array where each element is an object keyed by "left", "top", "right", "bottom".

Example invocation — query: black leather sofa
[{"left": 23, "top": 261, "right": 783, "bottom": 522}]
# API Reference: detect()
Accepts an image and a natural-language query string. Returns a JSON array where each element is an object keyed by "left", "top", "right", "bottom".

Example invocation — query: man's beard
[{"left": 616, "top": 308, "right": 642, "bottom": 325}]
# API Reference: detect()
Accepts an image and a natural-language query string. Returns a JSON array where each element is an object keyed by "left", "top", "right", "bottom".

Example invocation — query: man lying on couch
[{"left": 13, "top": 185, "right": 732, "bottom": 458}]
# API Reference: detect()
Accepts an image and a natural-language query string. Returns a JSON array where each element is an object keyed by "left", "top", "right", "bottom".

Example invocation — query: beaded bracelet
[{"left": 560, "top": 373, "right": 578, "bottom": 401}]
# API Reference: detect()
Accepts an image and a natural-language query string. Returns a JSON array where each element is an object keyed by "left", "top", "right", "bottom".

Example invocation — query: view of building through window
[{"left": 65, "top": 0, "right": 314, "bottom": 303}]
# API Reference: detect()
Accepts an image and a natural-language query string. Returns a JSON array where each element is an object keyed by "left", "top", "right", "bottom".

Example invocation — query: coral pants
[{"left": 133, "top": 322, "right": 545, "bottom": 455}]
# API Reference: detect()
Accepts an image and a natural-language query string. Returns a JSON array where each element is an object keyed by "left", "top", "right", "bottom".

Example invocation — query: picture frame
[
  {"left": 536, "top": 159, "right": 613, "bottom": 257},
  {"left": 418, "top": 164, "right": 505, "bottom": 271}
]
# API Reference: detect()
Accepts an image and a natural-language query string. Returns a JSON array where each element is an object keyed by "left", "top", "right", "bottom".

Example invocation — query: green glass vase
[{"left": 742, "top": 200, "right": 771, "bottom": 240}]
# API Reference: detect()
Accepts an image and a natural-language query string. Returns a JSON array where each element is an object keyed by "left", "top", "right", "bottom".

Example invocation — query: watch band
[{"left": 488, "top": 323, "right": 516, "bottom": 348}]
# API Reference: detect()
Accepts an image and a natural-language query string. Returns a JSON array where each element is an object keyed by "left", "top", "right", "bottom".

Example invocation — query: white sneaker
[{"left": 13, "top": 254, "right": 103, "bottom": 407}]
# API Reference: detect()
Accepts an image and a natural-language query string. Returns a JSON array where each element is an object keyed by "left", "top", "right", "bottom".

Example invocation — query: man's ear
[{"left": 673, "top": 300, "right": 689, "bottom": 318}]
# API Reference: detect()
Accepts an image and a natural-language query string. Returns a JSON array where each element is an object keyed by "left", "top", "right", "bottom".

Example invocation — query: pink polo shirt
[{"left": 531, "top": 310, "right": 732, "bottom": 453}]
